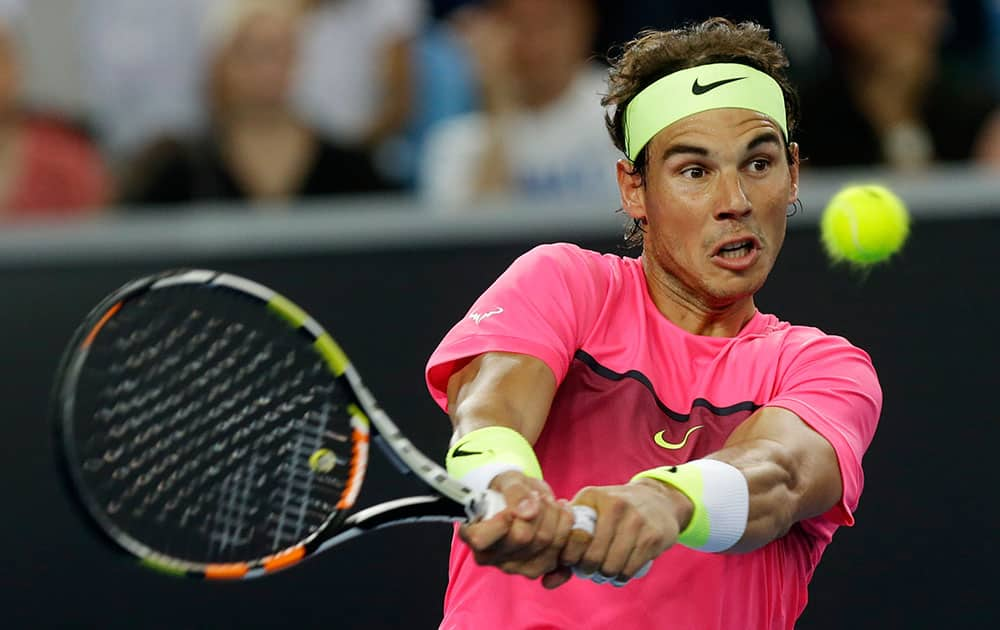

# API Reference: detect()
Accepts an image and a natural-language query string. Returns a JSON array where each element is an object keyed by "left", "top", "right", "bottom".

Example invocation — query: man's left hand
[{"left": 542, "top": 479, "right": 694, "bottom": 589}]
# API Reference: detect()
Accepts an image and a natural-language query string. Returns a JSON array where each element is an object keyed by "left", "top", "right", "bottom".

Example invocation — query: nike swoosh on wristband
[
  {"left": 451, "top": 446, "right": 492, "bottom": 457},
  {"left": 653, "top": 425, "right": 704, "bottom": 450},
  {"left": 691, "top": 76, "right": 745, "bottom": 95}
]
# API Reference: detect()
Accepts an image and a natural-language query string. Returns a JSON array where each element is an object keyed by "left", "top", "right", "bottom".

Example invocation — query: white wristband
[
  {"left": 631, "top": 458, "right": 749, "bottom": 552},
  {"left": 458, "top": 462, "right": 525, "bottom": 494},
  {"left": 688, "top": 459, "right": 749, "bottom": 552}
]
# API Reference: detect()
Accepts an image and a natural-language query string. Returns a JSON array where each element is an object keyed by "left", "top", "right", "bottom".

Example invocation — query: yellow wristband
[
  {"left": 631, "top": 459, "right": 748, "bottom": 552},
  {"left": 446, "top": 426, "right": 543, "bottom": 492}
]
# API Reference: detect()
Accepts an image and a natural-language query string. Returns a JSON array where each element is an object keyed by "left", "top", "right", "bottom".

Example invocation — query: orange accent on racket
[
  {"left": 264, "top": 546, "right": 306, "bottom": 573},
  {"left": 82, "top": 302, "right": 122, "bottom": 348},
  {"left": 205, "top": 562, "right": 249, "bottom": 580},
  {"left": 337, "top": 429, "right": 370, "bottom": 509}
]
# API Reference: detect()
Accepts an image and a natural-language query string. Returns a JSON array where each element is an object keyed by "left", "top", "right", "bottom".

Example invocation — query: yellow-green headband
[{"left": 624, "top": 63, "right": 788, "bottom": 161}]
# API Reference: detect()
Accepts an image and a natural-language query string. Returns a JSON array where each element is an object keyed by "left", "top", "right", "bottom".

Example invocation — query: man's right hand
[{"left": 458, "top": 470, "right": 577, "bottom": 581}]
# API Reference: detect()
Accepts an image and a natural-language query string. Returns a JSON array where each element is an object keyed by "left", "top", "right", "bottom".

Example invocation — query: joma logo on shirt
[{"left": 469, "top": 307, "right": 503, "bottom": 325}]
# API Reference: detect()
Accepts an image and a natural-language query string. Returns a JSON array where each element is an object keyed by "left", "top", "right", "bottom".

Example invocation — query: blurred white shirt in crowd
[
  {"left": 419, "top": 65, "right": 620, "bottom": 209},
  {"left": 294, "top": 0, "right": 426, "bottom": 144},
  {"left": 79, "top": 0, "right": 211, "bottom": 159}
]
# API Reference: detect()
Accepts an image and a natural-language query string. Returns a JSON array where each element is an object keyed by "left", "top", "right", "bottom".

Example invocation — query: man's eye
[
  {"left": 749, "top": 159, "right": 770, "bottom": 172},
  {"left": 683, "top": 167, "right": 705, "bottom": 178}
]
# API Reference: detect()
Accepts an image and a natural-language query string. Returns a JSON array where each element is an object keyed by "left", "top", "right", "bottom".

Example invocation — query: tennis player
[{"left": 426, "top": 18, "right": 881, "bottom": 630}]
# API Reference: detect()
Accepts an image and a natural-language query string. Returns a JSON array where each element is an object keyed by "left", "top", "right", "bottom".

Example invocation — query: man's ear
[
  {"left": 787, "top": 142, "right": 800, "bottom": 205},
  {"left": 617, "top": 159, "right": 646, "bottom": 221}
]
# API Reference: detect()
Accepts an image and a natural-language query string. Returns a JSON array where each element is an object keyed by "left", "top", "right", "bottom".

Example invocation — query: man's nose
[{"left": 714, "top": 171, "right": 752, "bottom": 221}]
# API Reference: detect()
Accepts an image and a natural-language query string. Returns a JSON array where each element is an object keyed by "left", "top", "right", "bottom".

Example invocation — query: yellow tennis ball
[
  {"left": 308, "top": 448, "right": 337, "bottom": 473},
  {"left": 820, "top": 184, "right": 910, "bottom": 265}
]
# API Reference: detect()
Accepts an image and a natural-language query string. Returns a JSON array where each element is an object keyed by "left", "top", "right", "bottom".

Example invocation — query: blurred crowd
[{"left": 0, "top": 0, "right": 996, "bottom": 221}]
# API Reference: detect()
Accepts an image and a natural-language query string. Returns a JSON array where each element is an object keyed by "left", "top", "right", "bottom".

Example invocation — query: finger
[
  {"left": 497, "top": 497, "right": 566, "bottom": 566},
  {"left": 491, "top": 472, "right": 546, "bottom": 520},
  {"left": 459, "top": 511, "right": 513, "bottom": 551},
  {"left": 599, "top": 516, "right": 640, "bottom": 579},
  {"left": 494, "top": 506, "right": 565, "bottom": 579},
  {"left": 524, "top": 501, "right": 576, "bottom": 577},
  {"left": 559, "top": 508, "right": 595, "bottom": 568},
  {"left": 516, "top": 477, "right": 558, "bottom": 512},
  {"left": 513, "top": 491, "right": 542, "bottom": 520},
  {"left": 621, "top": 547, "right": 653, "bottom": 582},
  {"left": 551, "top": 502, "right": 575, "bottom": 550},
  {"left": 524, "top": 477, "right": 557, "bottom": 499},
  {"left": 524, "top": 496, "right": 565, "bottom": 556},
  {"left": 611, "top": 556, "right": 655, "bottom": 588},
  {"left": 576, "top": 503, "right": 616, "bottom": 576},
  {"left": 541, "top": 565, "right": 572, "bottom": 590},
  {"left": 500, "top": 510, "right": 542, "bottom": 557}
]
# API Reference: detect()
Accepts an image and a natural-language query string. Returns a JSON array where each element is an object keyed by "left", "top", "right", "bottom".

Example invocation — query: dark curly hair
[{"left": 603, "top": 18, "right": 801, "bottom": 246}]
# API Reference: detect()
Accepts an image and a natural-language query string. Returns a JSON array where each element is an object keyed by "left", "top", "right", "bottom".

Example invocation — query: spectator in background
[
  {"left": 419, "top": 0, "right": 619, "bottom": 208},
  {"left": 798, "top": 0, "right": 1000, "bottom": 169},
  {"left": 121, "top": 0, "right": 394, "bottom": 208},
  {"left": 79, "top": 0, "right": 210, "bottom": 164},
  {"left": 294, "top": 0, "right": 426, "bottom": 174},
  {"left": 387, "top": 0, "right": 481, "bottom": 187},
  {"left": 0, "top": 12, "right": 110, "bottom": 219}
]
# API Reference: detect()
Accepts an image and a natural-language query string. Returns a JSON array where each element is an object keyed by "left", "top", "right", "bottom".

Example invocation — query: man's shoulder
[
  {"left": 506, "top": 244, "right": 637, "bottom": 312},
  {"left": 518, "top": 243, "right": 633, "bottom": 275},
  {"left": 780, "top": 322, "right": 861, "bottom": 348},
  {"left": 753, "top": 317, "right": 873, "bottom": 367}
]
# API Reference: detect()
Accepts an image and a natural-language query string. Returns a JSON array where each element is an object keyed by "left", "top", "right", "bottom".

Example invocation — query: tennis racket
[{"left": 52, "top": 269, "right": 625, "bottom": 582}]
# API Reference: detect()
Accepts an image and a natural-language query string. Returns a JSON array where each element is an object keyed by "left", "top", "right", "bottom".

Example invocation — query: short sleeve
[
  {"left": 425, "top": 243, "right": 609, "bottom": 411},
  {"left": 765, "top": 332, "right": 882, "bottom": 531}
]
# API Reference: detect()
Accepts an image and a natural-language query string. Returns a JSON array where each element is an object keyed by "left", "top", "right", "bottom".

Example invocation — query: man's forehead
[{"left": 650, "top": 109, "right": 785, "bottom": 155}]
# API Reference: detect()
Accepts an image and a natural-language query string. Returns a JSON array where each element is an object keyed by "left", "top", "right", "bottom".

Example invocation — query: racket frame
[{"left": 53, "top": 270, "right": 491, "bottom": 580}]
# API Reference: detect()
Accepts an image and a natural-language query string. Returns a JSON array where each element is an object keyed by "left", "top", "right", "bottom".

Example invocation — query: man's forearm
[
  {"left": 710, "top": 407, "right": 843, "bottom": 552},
  {"left": 446, "top": 352, "right": 556, "bottom": 445}
]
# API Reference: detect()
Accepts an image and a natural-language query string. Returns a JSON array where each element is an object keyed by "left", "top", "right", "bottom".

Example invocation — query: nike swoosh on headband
[{"left": 691, "top": 76, "right": 746, "bottom": 95}]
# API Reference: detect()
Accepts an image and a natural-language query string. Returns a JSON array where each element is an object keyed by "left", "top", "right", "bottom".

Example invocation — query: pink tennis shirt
[{"left": 426, "top": 243, "right": 881, "bottom": 630}]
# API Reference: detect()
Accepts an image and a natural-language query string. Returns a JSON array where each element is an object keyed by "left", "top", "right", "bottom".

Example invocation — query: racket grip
[
  {"left": 467, "top": 495, "right": 652, "bottom": 586},
  {"left": 569, "top": 505, "right": 653, "bottom": 587},
  {"left": 470, "top": 494, "right": 603, "bottom": 529}
]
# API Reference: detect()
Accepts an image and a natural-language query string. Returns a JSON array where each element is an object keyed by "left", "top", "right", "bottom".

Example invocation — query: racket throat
[{"left": 372, "top": 434, "right": 411, "bottom": 476}]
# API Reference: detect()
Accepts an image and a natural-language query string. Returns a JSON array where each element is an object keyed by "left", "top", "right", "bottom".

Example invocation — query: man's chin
[{"left": 704, "top": 278, "right": 766, "bottom": 309}]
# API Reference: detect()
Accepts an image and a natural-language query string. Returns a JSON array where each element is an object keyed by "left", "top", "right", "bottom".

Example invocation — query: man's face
[{"left": 618, "top": 108, "right": 799, "bottom": 311}]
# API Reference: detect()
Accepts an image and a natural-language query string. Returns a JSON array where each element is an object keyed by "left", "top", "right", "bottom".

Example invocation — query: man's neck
[{"left": 642, "top": 257, "right": 757, "bottom": 338}]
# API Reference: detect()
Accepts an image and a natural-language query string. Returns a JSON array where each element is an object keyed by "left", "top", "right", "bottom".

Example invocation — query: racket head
[{"left": 52, "top": 270, "right": 372, "bottom": 579}]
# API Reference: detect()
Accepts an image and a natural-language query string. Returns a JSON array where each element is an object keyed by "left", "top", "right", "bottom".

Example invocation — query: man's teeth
[{"left": 719, "top": 242, "right": 752, "bottom": 258}]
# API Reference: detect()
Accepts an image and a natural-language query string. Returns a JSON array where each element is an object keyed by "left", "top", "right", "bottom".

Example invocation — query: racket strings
[{"left": 72, "top": 287, "right": 357, "bottom": 564}]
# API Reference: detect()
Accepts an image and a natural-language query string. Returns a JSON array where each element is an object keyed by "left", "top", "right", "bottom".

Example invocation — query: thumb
[
  {"left": 491, "top": 471, "right": 545, "bottom": 519},
  {"left": 514, "top": 491, "right": 541, "bottom": 519}
]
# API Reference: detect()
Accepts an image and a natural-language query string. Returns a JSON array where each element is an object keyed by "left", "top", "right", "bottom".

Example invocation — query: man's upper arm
[
  {"left": 425, "top": 244, "right": 609, "bottom": 412},
  {"left": 446, "top": 352, "right": 558, "bottom": 444}
]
